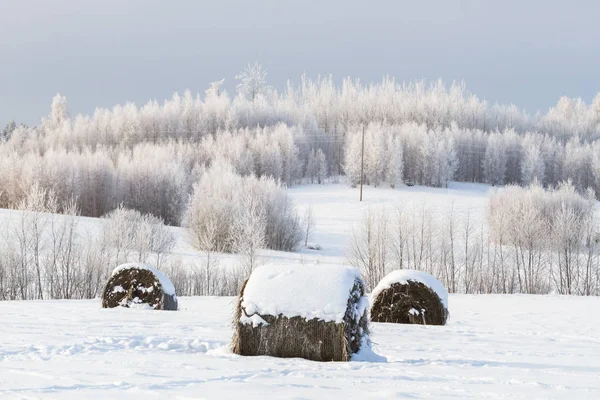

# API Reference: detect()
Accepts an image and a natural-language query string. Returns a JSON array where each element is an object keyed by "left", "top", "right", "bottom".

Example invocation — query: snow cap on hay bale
[
  {"left": 232, "top": 263, "right": 370, "bottom": 362},
  {"left": 370, "top": 270, "right": 448, "bottom": 325},
  {"left": 102, "top": 263, "right": 178, "bottom": 310}
]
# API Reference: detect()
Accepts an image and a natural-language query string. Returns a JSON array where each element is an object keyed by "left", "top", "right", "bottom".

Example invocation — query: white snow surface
[
  {"left": 111, "top": 263, "right": 176, "bottom": 296},
  {"left": 372, "top": 269, "right": 449, "bottom": 309},
  {"left": 1, "top": 295, "right": 600, "bottom": 399},
  {"left": 241, "top": 263, "right": 363, "bottom": 323}
]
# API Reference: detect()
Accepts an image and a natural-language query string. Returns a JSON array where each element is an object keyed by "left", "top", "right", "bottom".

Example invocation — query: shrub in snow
[
  {"left": 231, "top": 263, "right": 370, "bottom": 362},
  {"left": 185, "top": 161, "right": 303, "bottom": 253},
  {"left": 488, "top": 181, "right": 596, "bottom": 295},
  {"left": 101, "top": 263, "right": 178, "bottom": 310},
  {"left": 101, "top": 206, "right": 176, "bottom": 268},
  {"left": 370, "top": 270, "right": 448, "bottom": 325}
]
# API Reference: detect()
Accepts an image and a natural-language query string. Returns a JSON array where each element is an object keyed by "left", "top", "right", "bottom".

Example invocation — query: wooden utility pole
[{"left": 359, "top": 125, "right": 365, "bottom": 201}]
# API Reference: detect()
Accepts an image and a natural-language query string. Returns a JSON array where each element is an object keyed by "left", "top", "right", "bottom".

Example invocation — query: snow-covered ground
[
  {"left": 290, "top": 181, "right": 491, "bottom": 260},
  {"left": 2, "top": 183, "right": 600, "bottom": 398},
  {"left": 1, "top": 294, "right": 599, "bottom": 399}
]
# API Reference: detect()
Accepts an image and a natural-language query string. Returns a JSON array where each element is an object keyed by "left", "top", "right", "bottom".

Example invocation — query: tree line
[{"left": 1, "top": 93, "right": 599, "bottom": 227}]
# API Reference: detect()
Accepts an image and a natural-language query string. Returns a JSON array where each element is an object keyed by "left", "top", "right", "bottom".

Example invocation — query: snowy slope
[
  {"left": 289, "top": 182, "right": 491, "bottom": 259},
  {"left": 1, "top": 294, "right": 600, "bottom": 399},
  {"left": 0, "top": 182, "right": 492, "bottom": 268}
]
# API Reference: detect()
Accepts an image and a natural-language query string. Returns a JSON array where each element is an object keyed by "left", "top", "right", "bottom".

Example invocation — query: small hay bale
[
  {"left": 231, "top": 264, "right": 370, "bottom": 362},
  {"left": 370, "top": 270, "right": 448, "bottom": 325},
  {"left": 101, "top": 263, "right": 178, "bottom": 310}
]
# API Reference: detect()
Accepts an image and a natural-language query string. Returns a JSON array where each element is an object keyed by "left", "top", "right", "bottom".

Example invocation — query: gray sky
[{"left": 1, "top": 0, "right": 599, "bottom": 126}]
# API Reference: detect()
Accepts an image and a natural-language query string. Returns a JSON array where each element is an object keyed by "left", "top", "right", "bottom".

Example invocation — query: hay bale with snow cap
[
  {"left": 370, "top": 270, "right": 448, "bottom": 325},
  {"left": 101, "top": 263, "right": 178, "bottom": 310},
  {"left": 232, "top": 264, "right": 370, "bottom": 362}
]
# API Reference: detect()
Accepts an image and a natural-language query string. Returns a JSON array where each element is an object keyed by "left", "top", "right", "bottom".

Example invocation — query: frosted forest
[{"left": 1, "top": 64, "right": 600, "bottom": 300}]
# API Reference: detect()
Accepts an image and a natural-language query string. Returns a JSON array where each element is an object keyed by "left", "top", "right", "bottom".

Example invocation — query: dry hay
[
  {"left": 231, "top": 279, "right": 369, "bottom": 362},
  {"left": 370, "top": 280, "right": 447, "bottom": 325},
  {"left": 101, "top": 266, "right": 178, "bottom": 310}
]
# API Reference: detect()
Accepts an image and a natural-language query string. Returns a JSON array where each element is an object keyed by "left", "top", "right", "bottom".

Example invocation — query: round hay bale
[
  {"left": 231, "top": 264, "right": 371, "bottom": 362},
  {"left": 101, "top": 263, "right": 178, "bottom": 310},
  {"left": 370, "top": 270, "right": 448, "bottom": 325}
]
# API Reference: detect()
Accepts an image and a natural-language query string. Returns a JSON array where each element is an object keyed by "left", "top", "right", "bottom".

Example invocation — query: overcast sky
[{"left": 1, "top": 0, "right": 599, "bottom": 126}]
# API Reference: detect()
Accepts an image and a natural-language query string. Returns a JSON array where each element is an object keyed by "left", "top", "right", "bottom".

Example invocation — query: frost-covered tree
[
  {"left": 521, "top": 145, "right": 545, "bottom": 186},
  {"left": 439, "top": 137, "right": 459, "bottom": 187},
  {"left": 185, "top": 161, "right": 302, "bottom": 253},
  {"left": 420, "top": 132, "right": 458, "bottom": 187},
  {"left": 302, "top": 205, "right": 315, "bottom": 247},
  {"left": 235, "top": 62, "right": 268, "bottom": 102},
  {"left": 386, "top": 136, "right": 403, "bottom": 188},
  {"left": 348, "top": 207, "right": 390, "bottom": 291},
  {"left": 483, "top": 133, "right": 507, "bottom": 186},
  {"left": 305, "top": 149, "right": 319, "bottom": 183},
  {"left": 344, "top": 132, "right": 362, "bottom": 187},
  {"left": 307, "top": 148, "right": 328, "bottom": 184},
  {"left": 1, "top": 121, "right": 17, "bottom": 141},
  {"left": 488, "top": 182, "right": 595, "bottom": 294},
  {"left": 232, "top": 190, "right": 267, "bottom": 275},
  {"left": 363, "top": 126, "right": 385, "bottom": 186},
  {"left": 44, "top": 94, "right": 69, "bottom": 133}
]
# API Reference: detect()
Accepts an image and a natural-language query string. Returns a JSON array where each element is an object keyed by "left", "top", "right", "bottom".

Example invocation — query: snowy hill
[{"left": 0, "top": 181, "right": 491, "bottom": 266}]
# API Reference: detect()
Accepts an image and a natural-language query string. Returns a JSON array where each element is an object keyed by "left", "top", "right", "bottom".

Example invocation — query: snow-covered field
[
  {"left": 1, "top": 295, "right": 600, "bottom": 399},
  {"left": 2, "top": 183, "right": 600, "bottom": 398},
  {"left": 290, "top": 181, "right": 490, "bottom": 260}
]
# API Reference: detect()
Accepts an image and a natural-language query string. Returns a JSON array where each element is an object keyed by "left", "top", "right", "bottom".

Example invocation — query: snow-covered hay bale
[
  {"left": 370, "top": 270, "right": 448, "bottom": 325},
  {"left": 232, "top": 264, "right": 370, "bottom": 362},
  {"left": 101, "top": 263, "right": 178, "bottom": 310}
]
